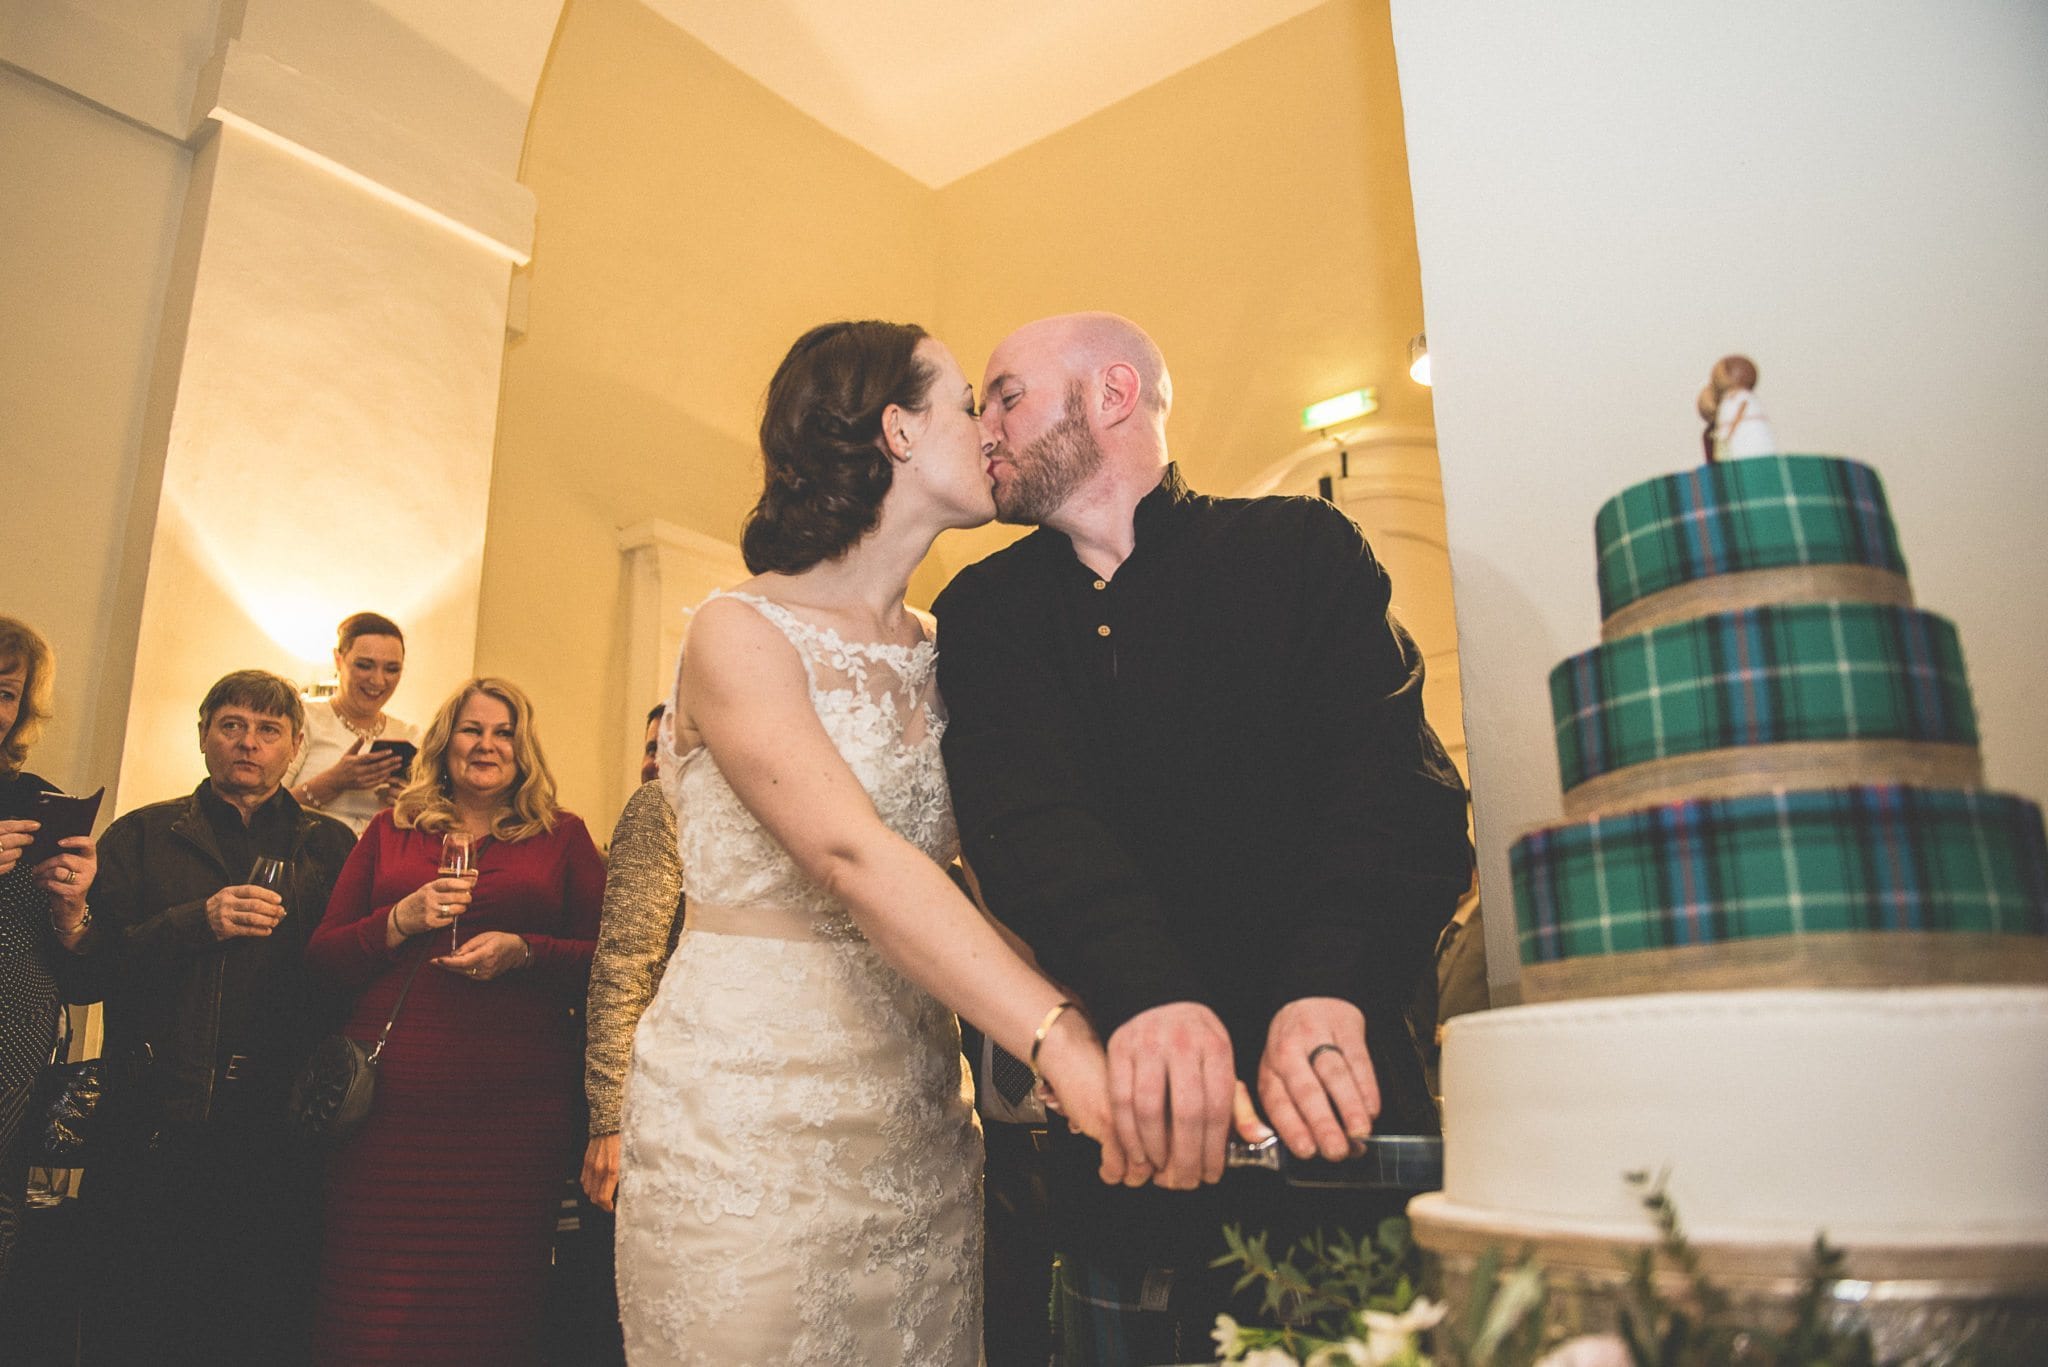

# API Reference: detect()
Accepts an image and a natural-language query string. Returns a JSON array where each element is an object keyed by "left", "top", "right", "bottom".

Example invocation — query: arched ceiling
[{"left": 636, "top": 0, "right": 1331, "bottom": 187}]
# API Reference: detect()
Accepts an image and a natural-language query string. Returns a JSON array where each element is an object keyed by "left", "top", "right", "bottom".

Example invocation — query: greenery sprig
[{"left": 1207, "top": 1173, "right": 2014, "bottom": 1366}]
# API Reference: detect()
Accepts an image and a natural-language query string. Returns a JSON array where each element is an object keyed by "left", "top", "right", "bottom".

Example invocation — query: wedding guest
[
  {"left": 73, "top": 669, "right": 355, "bottom": 1366},
  {"left": 638, "top": 701, "right": 665, "bottom": 785},
  {"left": 305, "top": 676, "right": 602, "bottom": 1366},
  {"left": 0, "top": 616, "right": 97, "bottom": 1287},
  {"left": 287, "top": 612, "right": 418, "bottom": 834},
  {"left": 569, "top": 754, "right": 686, "bottom": 1367},
  {"left": 580, "top": 762, "right": 684, "bottom": 1214}
]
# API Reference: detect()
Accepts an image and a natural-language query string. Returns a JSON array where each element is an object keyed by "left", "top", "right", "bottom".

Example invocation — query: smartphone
[{"left": 369, "top": 739, "right": 418, "bottom": 771}]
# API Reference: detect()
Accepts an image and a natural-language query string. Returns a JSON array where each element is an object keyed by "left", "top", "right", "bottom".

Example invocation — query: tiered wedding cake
[{"left": 1408, "top": 374, "right": 2048, "bottom": 1349}]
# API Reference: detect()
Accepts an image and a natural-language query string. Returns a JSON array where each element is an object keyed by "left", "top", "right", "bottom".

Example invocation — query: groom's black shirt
[{"left": 936, "top": 463, "right": 1472, "bottom": 1261}]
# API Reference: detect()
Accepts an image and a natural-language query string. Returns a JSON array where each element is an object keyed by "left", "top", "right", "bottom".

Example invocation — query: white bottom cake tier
[{"left": 1434, "top": 985, "right": 2048, "bottom": 1246}]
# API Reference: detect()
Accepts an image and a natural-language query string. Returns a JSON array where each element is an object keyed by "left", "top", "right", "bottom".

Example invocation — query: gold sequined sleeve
[{"left": 585, "top": 780, "right": 684, "bottom": 1135}]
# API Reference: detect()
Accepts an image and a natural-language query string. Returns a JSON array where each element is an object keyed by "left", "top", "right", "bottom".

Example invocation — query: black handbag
[
  {"left": 31, "top": 1011, "right": 150, "bottom": 1169},
  {"left": 285, "top": 947, "right": 430, "bottom": 1146}
]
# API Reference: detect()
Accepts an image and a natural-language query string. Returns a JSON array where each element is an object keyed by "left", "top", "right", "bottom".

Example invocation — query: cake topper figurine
[{"left": 1696, "top": 354, "right": 1777, "bottom": 463}]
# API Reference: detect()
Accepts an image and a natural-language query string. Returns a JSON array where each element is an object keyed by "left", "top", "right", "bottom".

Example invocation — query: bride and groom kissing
[{"left": 612, "top": 313, "right": 1472, "bottom": 1365}]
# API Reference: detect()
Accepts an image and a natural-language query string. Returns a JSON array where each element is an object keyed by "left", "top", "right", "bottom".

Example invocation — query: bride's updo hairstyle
[{"left": 741, "top": 320, "right": 937, "bottom": 575}]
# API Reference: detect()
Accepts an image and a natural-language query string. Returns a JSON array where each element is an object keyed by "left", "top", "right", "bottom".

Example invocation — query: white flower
[
  {"left": 1357, "top": 1297, "right": 1448, "bottom": 1366},
  {"left": 1534, "top": 1333, "right": 1633, "bottom": 1367},
  {"left": 1305, "top": 1344, "right": 1370, "bottom": 1366},
  {"left": 1213, "top": 1314, "right": 1246, "bottom": 1359},
  {"left": 1243, "top": 1350, "right": 1302, "bottom": 1367}
]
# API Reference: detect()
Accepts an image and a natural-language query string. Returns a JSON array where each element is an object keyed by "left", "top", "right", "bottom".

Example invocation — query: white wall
[
  {"left": 1389, "top": 2, "right": 2048, "bottom": 993},
  {"left": 0, "top": 63, "right": 189, "bottom": 795}
]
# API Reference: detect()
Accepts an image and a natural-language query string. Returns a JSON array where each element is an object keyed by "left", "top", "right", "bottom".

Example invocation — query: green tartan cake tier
[
  {"left": 1595, "top": 454, "right": 1908, "bottom": 627},
  {"left": 1551, "top": 602, "right": 1978, "bottom": 792},
  {"left": 1511, "top": 784, "right": 2048, "bottom": 972}
]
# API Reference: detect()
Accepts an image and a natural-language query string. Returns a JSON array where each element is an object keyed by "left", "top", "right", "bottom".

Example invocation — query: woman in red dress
[{"left": 306, "top": 677, "right": 602, "bottom": 1365}]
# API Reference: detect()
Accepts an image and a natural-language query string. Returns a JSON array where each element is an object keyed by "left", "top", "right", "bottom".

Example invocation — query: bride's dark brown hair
[{"left": 740, "top": 320, "right": 936, "bottom": 575}]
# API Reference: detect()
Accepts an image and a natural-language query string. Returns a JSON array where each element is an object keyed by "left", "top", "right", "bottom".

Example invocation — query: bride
[{"left": 615, "top": 321, "right": 1123, "bottom": 1364}]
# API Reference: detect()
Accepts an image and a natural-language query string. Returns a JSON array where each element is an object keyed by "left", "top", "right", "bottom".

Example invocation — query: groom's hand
[
  {"left": 1257, "top": 997, "right": 1380, "bottom": 1161},
  {"left": 1107, "top": 1001, "right": 1235, "bottom": 1190}
]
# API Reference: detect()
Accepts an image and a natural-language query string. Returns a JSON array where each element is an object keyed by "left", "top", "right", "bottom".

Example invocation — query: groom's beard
[{"left": 993, "top": 382, "right": 1104, "bottom": 526}]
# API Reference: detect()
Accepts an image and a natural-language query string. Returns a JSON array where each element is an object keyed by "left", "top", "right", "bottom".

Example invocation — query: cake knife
[{"left": 1224, "top": 1133, "right": 1443, "bottom": 1191}]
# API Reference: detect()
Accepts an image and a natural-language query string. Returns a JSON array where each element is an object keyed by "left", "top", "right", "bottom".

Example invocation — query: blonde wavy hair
[
  {"left": 393, "top": 677, "right": 559, "bottom": 842},
  {"left": 0, "top": 617, "right": 57, "bottom": 777}
]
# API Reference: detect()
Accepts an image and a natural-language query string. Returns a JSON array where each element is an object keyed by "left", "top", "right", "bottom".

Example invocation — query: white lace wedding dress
[{"left": 616, "top": 592, "right": 984, "bottom": 1365}]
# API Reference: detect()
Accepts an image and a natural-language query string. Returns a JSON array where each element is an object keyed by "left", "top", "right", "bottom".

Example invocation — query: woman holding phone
[
  {"left": 0, "top": 616, "right": 96, "bottom": 1288},
  {"left": 288, "top": 611, "right": 419, "bottom": 834}
]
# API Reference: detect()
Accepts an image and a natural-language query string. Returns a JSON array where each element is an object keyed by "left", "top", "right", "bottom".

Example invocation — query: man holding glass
[{"left": 68, "top": 669, "right": 355, "bottom": 1366}]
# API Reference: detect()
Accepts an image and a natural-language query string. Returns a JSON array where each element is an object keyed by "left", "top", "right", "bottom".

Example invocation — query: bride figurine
[
  {"left": 1697, "top": 354, "right": 1777, "bottom": 462},
  {"left": 614, "top": 321, "right": 1121, "bottom": 1365}
]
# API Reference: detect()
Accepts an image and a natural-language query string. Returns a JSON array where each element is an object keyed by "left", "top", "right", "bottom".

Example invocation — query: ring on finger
[{"left": 1307, "top": 1042, "right": 1343, "bottom": 1067}]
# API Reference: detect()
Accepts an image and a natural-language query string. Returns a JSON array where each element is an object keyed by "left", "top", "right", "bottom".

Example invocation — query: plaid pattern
[
  {"left": 1551, "top": 603, "right": 1977, "bottom": 789},
  {"left": 1595, "top": 455, "right": 1907, "bottom": 618},
  {"left": 1513, "top": 785, "right": 2048, "bottom": 965}
]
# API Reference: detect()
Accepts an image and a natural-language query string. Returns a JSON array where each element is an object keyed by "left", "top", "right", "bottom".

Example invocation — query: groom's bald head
[{"left": 985, "top": 313, "right": 1172, "bottom": 423}]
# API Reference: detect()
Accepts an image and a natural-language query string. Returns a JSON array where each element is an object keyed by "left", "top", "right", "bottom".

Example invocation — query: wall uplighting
[
  {"left": 1409, "top": 334, "right": 1432, "bottom": 387},
  {"left": 1300, "top": 387, "right": 1378, "bottom": 431}
]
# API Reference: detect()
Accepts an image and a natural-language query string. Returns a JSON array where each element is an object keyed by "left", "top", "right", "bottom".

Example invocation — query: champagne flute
[
  {"left": 247, "top": 856, "right": 289, "bottom": 919},
  {"left": 439, "top": 832, "right": 474, "bottom": 953}
]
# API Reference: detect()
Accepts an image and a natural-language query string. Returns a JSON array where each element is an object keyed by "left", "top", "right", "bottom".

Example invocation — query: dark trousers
[
  {"left": 985, "top": 1122, "right": 1056, "bottom": 1367},
  {"left": 1049, "top": 1181, "right": 1416, "bottom": 1367},
  {"left": 81, "top": 1105, "right": 321, "bottom": 1367}
]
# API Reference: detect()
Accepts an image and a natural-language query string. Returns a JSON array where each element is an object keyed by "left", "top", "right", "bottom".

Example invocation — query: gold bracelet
[
  {"left": 51, "top": 904, "right": 92, "bottom": 938},
  {"left": 1029, "top": 999, "right": 1077, "bottom": 1075}
]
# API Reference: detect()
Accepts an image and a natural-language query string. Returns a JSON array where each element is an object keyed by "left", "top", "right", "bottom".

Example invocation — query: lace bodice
[{"left": 659, "top": 591, "right": 958, "bottom": 939}]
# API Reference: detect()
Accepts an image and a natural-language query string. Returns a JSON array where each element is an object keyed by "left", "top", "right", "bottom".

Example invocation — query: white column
[
  {"left": 615, "top": 520, "right": 746, "bottom": 809},
  {"left": 1326, "top": 434, "right": 1467, "bottom": 786}
]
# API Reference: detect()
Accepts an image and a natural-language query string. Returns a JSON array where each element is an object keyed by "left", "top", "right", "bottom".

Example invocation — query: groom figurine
[{"left": 936, "top": 313, "right": 1471, "bottom": 1362}]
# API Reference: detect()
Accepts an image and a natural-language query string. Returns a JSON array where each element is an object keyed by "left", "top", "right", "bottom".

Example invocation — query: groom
[{"left": 935, "top": 313, "right": 1471, "bottom": 1362}]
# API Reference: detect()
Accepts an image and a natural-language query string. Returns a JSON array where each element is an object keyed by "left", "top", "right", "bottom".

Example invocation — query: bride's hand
[{"left": 1032, "top": 1013, "right": 1131, "bottom": 1183}]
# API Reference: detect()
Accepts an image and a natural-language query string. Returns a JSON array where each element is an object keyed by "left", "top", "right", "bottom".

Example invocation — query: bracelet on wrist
[
  {"left": 1029, "top": 999, "right": 1078, "bottom": 1076},
  {"left": 51, "top": 903, "right": 92, "bottom": 938}
]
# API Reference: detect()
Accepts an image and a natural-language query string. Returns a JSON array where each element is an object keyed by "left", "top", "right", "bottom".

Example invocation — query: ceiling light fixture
[{"left": 1409, "top": 334, "right": 1431, "bottom": 387}]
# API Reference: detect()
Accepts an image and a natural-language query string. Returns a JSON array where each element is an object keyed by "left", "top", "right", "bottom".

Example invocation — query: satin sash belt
[{"left": 684, "top": 900, "right": 830, "bottom": 942}]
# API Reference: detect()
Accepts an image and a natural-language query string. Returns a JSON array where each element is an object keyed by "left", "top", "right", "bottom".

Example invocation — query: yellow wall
[
  {"left": 483, "top": 0, "right": 939, "bottom": 828},
  {"left": 927, "top": 0, "right": 1430, "bottom": 588},
  {"left": 489, "top": 0, "right": 1431, "bottom": 830}
]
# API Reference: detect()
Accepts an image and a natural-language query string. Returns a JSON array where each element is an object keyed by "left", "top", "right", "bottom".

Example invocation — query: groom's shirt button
[
  {"left": 1092, "top": 578, "right": 1107, "bottom": 590},
  {"left": 1096, "top": 624, "right": 1112, "bottom": 637}
]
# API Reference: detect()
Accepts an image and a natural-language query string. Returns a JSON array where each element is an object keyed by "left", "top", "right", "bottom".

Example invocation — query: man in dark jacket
[
  {"left": 71, "top": 669, "right": 354, "bottom": 1366},
  {"left": 938, "top": 314, "right": 1472, "bottom": 1364}
]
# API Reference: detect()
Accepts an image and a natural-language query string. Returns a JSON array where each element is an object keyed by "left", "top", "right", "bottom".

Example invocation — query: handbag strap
[
  {"left": 363, "top": 945, "right": 434, "bottom": 1067},
  {"left": 48, "top": 999, "right": 75, "bottom": 1066}
]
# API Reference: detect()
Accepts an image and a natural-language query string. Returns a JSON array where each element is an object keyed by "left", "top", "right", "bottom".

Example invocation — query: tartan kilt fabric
[
  {"left": 1551, "top": 603, "right": 1977, "bottom": 790},
  {"left": 1512, "top": 784, "right": 2048, "bottom": 966},
  {"left": 1595, "top": 455, "right": 1907, "bottom": 620}
]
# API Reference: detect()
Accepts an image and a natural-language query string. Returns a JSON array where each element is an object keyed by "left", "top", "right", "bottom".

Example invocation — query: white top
[{"left": 286, "top": 696, "right": 419, "bottom": 835}]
